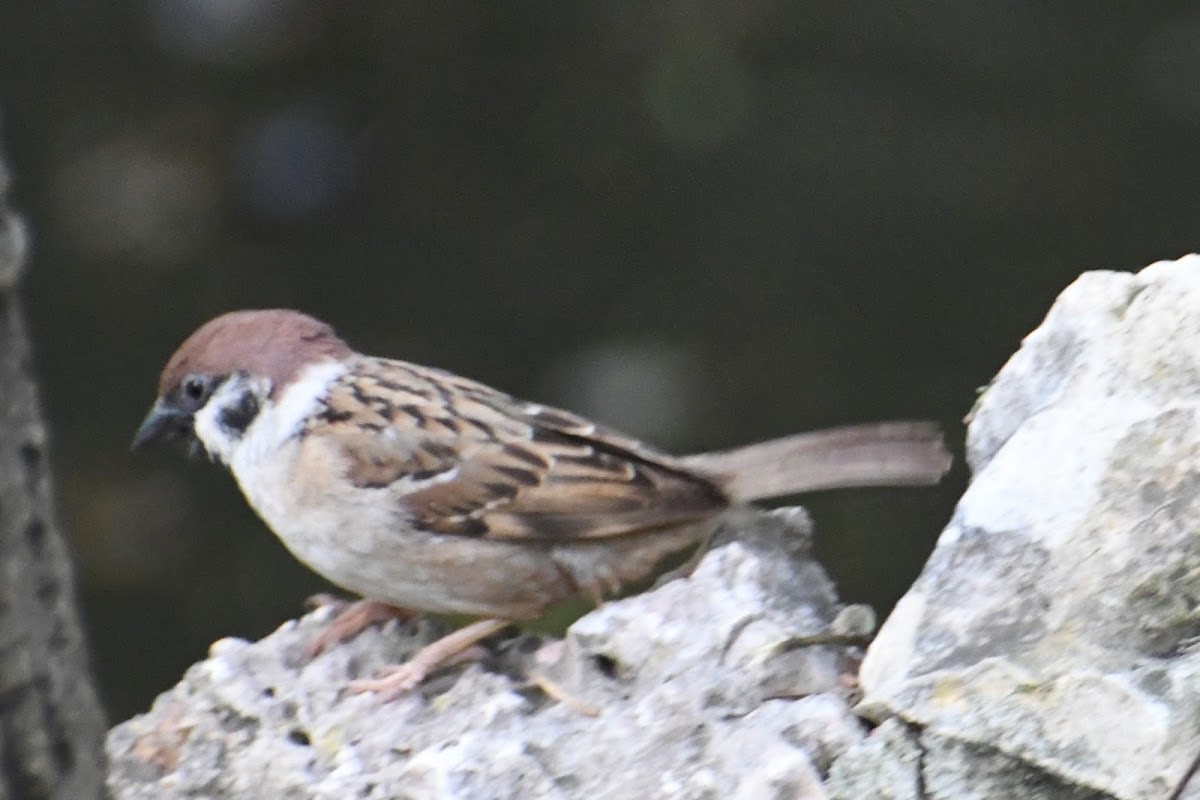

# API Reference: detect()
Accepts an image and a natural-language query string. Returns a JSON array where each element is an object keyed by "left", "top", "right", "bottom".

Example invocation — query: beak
[{"left": 131, "top": 399, "right": 194, "bottom": 451}]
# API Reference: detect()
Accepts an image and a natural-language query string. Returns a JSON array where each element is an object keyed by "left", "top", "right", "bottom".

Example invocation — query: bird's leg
[
  {"left": 305, "top": 595, "right": 416, "bottom": 658},
  {"left": 349, "top": 618, "right": 512, "bottom": 700}
]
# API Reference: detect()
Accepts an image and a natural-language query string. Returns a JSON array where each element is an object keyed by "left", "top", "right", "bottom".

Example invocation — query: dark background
[{"left": 2, "top": 2, "right": 1196, "bottom": 721}]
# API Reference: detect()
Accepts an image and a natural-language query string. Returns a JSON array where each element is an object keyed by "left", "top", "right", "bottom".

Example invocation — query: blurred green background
[{"left": 2, "top": 2, "right": 1196, "bottom": 721}]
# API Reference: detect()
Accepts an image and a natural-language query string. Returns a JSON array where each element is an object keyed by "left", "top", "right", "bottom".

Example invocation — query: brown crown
[{"left": 158, "top": 309, "right": 353, "bottom": 398}]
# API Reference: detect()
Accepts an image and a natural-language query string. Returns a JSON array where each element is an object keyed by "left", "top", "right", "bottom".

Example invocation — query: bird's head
[{"left": 132, "top": 309, "right": 351, "bottom": 463}]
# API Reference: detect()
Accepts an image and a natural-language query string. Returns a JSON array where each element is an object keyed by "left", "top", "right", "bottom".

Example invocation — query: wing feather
[{"left": 305, "top": 358, "right": 728, "bottom": 540}]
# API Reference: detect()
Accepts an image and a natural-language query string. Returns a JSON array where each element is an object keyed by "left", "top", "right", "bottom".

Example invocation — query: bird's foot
[
  {"left": 348, "top": 618, "right": 511, "bottom": 700},
  {"left": 305, "top": 596, "right": 415, "bottom": 658}
]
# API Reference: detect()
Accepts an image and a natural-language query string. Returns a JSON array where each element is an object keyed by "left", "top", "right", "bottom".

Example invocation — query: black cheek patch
[{"left": 219, "top": 391, "right": 262, "bottom": 436}]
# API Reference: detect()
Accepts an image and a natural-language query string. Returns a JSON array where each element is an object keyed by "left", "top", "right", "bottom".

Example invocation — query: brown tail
[{"left": 679, "top": 421, "right": 951, "bottom": 502}]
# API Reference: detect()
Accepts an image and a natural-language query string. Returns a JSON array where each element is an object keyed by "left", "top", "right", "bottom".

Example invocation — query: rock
[
  {"left": 110, "top": 255, "right": 1200, "bottom": 799},
  {"left": 826, "top": 718, "right": 922, "bottom": 800},
  {"left": 106, "top": 507, "right": 869, "bottom": 800},
  {"left": 859, "top": 255, "right": 1200, "bottom": 800}
]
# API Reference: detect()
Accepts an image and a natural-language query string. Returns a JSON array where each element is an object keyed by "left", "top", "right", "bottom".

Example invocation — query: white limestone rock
[
  {"left": 860, "top": 255, "right": 1200, "bottom": 800},
  {"left": 106, "top": 507, "right": 868, "bottom": 800}
]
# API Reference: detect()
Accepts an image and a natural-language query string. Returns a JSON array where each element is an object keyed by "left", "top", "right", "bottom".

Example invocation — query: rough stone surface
[
  {"left": 106, "top": 507, "right": 869, "bottom": 800},
  {"left": 108, "top": 255, "right": 1200, "bottom": 799},
  {"left": 826, "top": 718, "right": 922, "bottom": 800},
  {"left": 918, "top": 733, "right": 1114, "bottom": 800},
  {"left": 860, "top": 255, "right": 1200, "bottom": 800}
]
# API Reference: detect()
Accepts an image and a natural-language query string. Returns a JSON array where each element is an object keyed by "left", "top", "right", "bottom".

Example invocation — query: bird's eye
[{"left": 183, "top": 375, "right": 209, "bottom": 401}]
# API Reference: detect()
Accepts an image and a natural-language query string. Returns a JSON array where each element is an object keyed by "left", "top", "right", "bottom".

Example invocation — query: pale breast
[
  {"left": 232, "top": 430, "right": 411, "bottom": 594},
  {"left": 231, "top": 428, "right": 577, "bottom": 617}
]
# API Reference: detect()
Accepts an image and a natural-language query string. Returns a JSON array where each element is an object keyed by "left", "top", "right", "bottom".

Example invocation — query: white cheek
[
  {"left": 223, "top": 360, "right": 349, "bottom": 474},
  {"left": 193, "top": 406, "right": 221, "bottom": 454},
  {"left": 193, "top": 382, "right": 249, "bottom": 465}
]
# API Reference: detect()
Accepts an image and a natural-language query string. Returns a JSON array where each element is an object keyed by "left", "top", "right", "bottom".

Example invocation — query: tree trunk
[{"left": 0, "top": 127, "right": 106, "bottom": 799}]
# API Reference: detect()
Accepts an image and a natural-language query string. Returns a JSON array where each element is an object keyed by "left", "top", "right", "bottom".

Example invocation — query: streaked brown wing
[{"left": 310, "top": 358, "right": 729, "bottom": 541}]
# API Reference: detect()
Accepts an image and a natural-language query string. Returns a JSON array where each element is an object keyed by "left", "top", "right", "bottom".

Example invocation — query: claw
[
  {"left": 305, "top": 599, "right": 414, "bottom": 659},
  {"left": 347, "top": 618, "right": 511, "bottom": 700}
]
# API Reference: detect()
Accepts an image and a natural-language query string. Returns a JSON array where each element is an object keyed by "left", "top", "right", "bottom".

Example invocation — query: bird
[{"left": 132, "top": 309, "right": 951, "bottom": 698}]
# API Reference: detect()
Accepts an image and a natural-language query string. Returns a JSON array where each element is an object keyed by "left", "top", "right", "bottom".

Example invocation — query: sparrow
[{"left": 133, "top": 309, "right": 951, "bottom": 698}]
